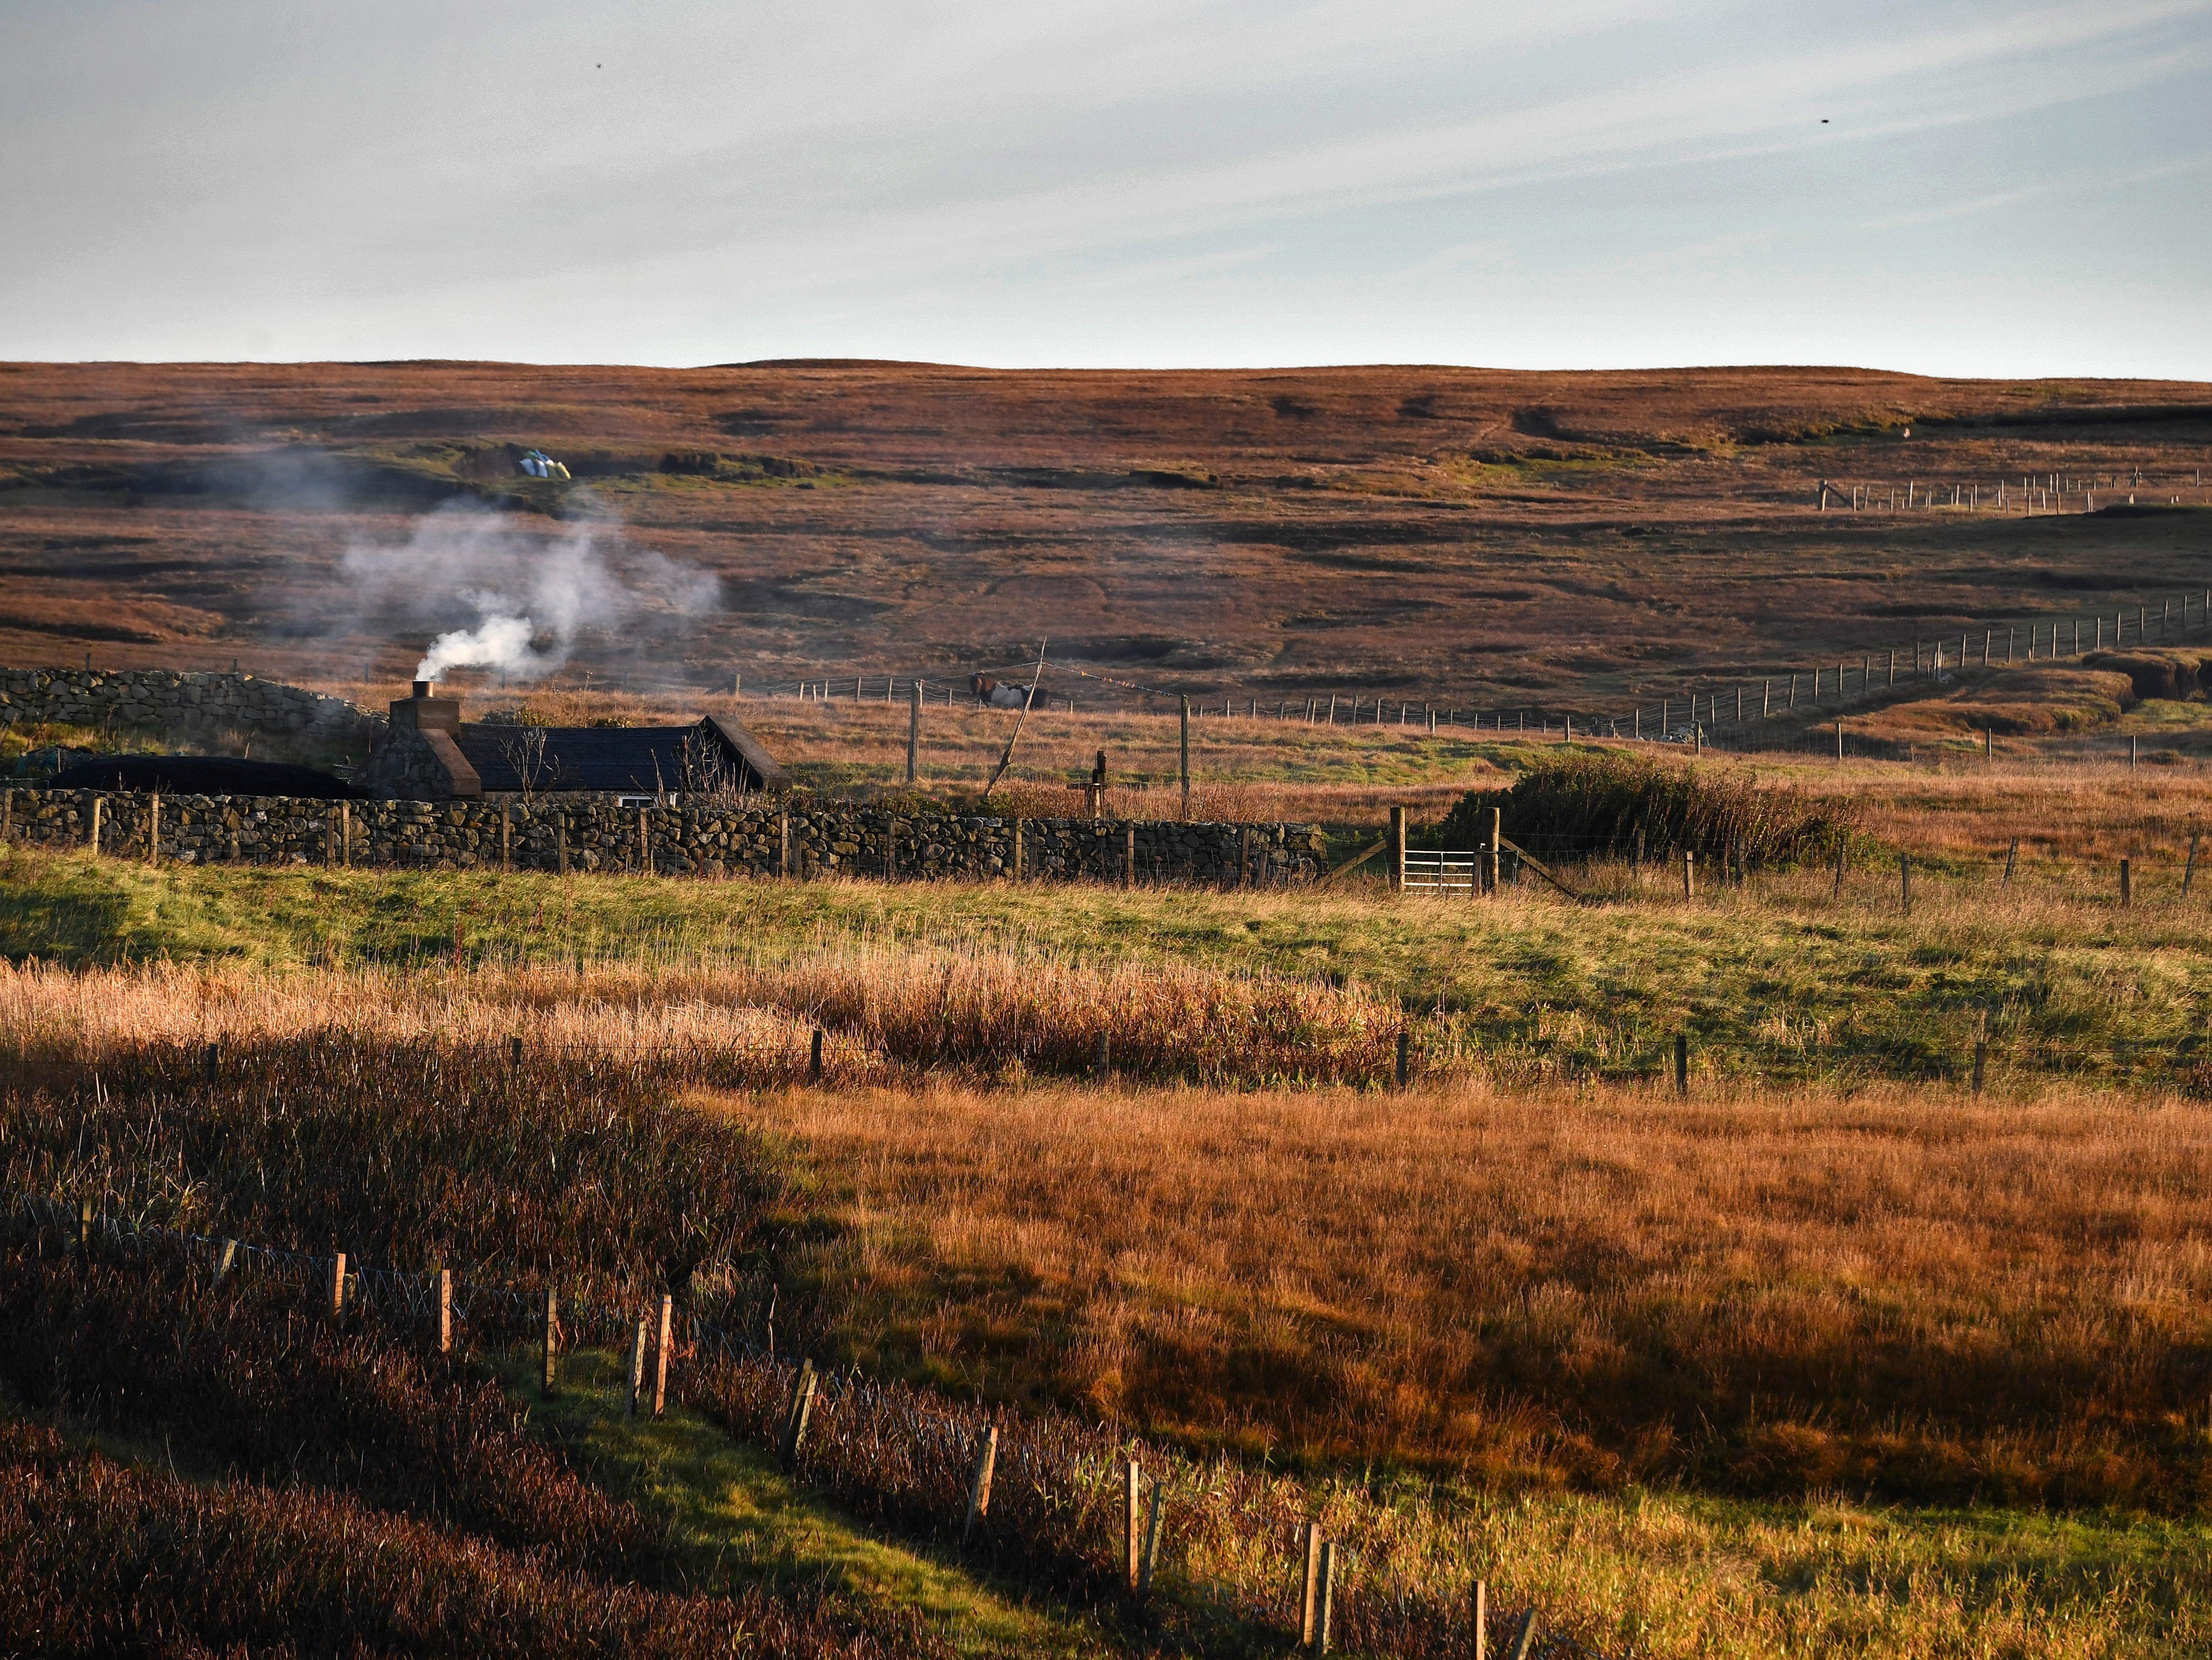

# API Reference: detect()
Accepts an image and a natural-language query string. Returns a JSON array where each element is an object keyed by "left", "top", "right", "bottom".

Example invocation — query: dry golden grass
[{"left": 734, "top": 1074, "right": 2212, "bottom": 1510}]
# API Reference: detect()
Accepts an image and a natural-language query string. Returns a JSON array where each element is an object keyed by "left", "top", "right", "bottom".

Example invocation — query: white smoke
[{"left": 336, "top": 498, "right": 720, "bottom": 685}]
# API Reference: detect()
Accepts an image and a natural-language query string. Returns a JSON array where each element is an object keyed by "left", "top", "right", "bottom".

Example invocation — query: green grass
[
  {"left": 7, "top": 846, "right": 2212, "bottom": 1084},
  {"left": 490, "top": 1355, "right": 2212, "bottom": 1660},
  {"left": 494, "top": 1349, "right": 1103, "bottom": 1660}
]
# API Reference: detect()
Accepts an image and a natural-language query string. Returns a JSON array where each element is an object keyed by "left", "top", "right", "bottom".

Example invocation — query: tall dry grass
[
  {"left": 734, "top": 1074, "right": 2212, "bottom": 1509},
  {"left": 0, "top": 944, "right": 1398, "bottom": 1089}
]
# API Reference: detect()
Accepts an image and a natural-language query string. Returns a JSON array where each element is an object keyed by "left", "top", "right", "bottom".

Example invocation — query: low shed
[{"left": 360, "top": 682, "right": 788, "bottom": 801}]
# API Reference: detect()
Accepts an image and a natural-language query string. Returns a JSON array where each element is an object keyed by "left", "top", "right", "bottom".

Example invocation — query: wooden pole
[
  {"left": 1180, "top": 696, "right": 1192, "bottom": 821},
  {"left": 1973, "top": 1040, "right": 1987, "bottom": 1096},
  {"left": 2184, "top": 833, "right": 2199, "bottom": 895},
  {"left": 1682, "top": 850, "right": 1694, "bottom": 900},
  {"left": 781, "top": 1360, "right": 817, "bottom": 1468},
  {"left": 148, "top": 793, "right": 159, "bottom": 865},
  {"left": 653, "top": 1294, "right": 673, "bottom": 1416},
  {"left": 809, "top": 1028, "right": 824, "bottom": 1082},
  {"left": 437, "top": 1267, "right": 452, "bottom": 1354},
  {"left": 89, "top": 794, "right": 102, "bottom": 854},
  {"left": 1396, "top": 1030, "right": 1410, "bottom": 1088},
  {"left": 1389, "top": 805, "right": 1407, "bottom": 893},
  {"left": 627, "top": 1317, "right": 650, "bottom": 1417},
  {"left": 1487, "top": 807, "right": 1502, "bottom": 896},
  {"left": 1138, "top": 1479, "right": 1165, "bottom": 1599},
  {"left": 779, "top": 808, "right": 790, "bottom": 878},
  {"left": 1125, "top": 824, "right": 1136, "bottom": 889},
  {"left": 501, "top": 803, "right": 511, "bottom": 869},
  {"left": 908, "top": 680, "right": 921, "bottom": 785},
  {"left": 330, "top": 1253, "right": 347, "bottom": 1319},
  {"left": 2003, "top": 837, "right": 2019, "bottom": 885},
  {"left": 1125, "top": 1460, "right": 1142, "bottom": 1590},
  {"left": 1833, "top": 841, "right": 1847, "bottom": 897},
  {"left": 964, "top": 1426, "right": 999, "bottom": 1543},
  {"left": 2121, "top": 857, "right": 2132, "bottom": 908},
  {"left": 542, "top": 1288, "right": 558, "bottom": 1395},
  {"left": 1299, "top": 1523, "right": 1322, "bottom": 1647},
  {"left": 1313, "top": 1541, "right": 1336, "bottom": 1655},
  {"left": 1674, "top": 1033, "right": 1688, "bottom": 1097},
  {"left": 1901, "top": 852, "right": 1912, "bottom": 916},
  {"left": 1472, "top": 1580, "right": 1487, "bottom": 1660},
  {"left": 1505, "top": 1609, "right": 1539, "bottom": 1660}
]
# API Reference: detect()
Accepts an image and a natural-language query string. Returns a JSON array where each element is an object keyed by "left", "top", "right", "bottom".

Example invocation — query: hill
[{"left": 3, "top": 361, "right": 2208, "bottom": 719}]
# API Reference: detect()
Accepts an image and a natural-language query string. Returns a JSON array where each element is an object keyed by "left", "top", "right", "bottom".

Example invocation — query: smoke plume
[{"left": 336, "top": 499, "right": 720, "bottom": 685}]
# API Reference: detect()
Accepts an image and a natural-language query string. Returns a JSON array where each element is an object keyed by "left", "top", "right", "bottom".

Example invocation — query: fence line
[
  {"left": 8, "top": 1187, "right": 1611, "bottom": 1660},
  {"left": 732, "top": 587, "right": 2212, "bottom": 751}
]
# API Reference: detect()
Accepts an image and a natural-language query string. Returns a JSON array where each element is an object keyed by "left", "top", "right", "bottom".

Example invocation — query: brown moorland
[{"left": 2, "top": 360, "right": 2208, "bottom": 723}]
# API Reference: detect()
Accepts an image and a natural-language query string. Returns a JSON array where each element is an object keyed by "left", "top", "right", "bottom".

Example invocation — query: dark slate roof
[
  {"left": 453, "top": 717, "right": 785, "bottom": 796},
  {"left": 43, "top": 755, "right": 371, "bottom": 800}
]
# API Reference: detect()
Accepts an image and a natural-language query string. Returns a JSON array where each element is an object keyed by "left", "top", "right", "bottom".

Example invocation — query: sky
[{"left": 3, "top": 0, "right": 2210, "bottom": 376}]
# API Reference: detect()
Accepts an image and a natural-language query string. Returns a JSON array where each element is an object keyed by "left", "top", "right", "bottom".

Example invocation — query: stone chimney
[
  {"left": 390, "top": 678, "right": 462, "bottom": 736},
  {"left": 365, "top": 678, "right": 480, "bottom": 799}
]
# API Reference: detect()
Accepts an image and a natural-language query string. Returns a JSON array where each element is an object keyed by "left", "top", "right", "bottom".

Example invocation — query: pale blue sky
[{"left": 3, "top": 0, "right": 2208, "bottom": 375}]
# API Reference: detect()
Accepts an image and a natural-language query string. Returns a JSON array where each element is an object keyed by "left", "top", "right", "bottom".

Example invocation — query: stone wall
[
  {"left": 0, "top": 789, "right": 1327, "bottom": 885},
  {"left": 0, "top": 668, "right": 381, "bottom": 751}
]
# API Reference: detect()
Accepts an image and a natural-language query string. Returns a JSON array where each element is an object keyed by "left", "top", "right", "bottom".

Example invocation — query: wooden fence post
[
  {"left": 1389, "top": 805, "right": 1407, "bottom": 893},
  {"left": 1125, "top": 824, "right": 1136, "bottom": 889},
  {"left": 780, "top": 1360, "right": 817, "bottom": 1468},
  {"left": 1138, "top": 1479, "right": 1166, "bottom": 1599},
  {"left": 1674, "top": 1033, "right": 1688, "bottom": 1097},
  {"left": 1313, "top": 1541, "right": 1336, "bottom": 1655},
  {"left": 1973, "top": 1040, "right": 1987, "bottom": 1096},
  {"left": 330, "top": 1253, "right": 348, "bottom": 1318},
  {"left": 1682, "top": 851, "right": 1694, "bottom": 900},
  {"left": 1094, "top": 1032, "right": 1110, "bottom": 1081},
  {"left": 501, "top": 803, "right": 511, "bottom": 870},
  {"left": 1471, "top": 1579, "right": 1488, "bottom": 1660},
  {"left": 1125, "top": 1460, "right": 1142, "bottom": 1590},
  {"left": 626, "top": 1317, "right": 650, "bottom": 1417},
  {"left": 215, "top": 1238, "right": 237, "bottom": 1282},
  {"left": 1833, "top": 841, "right": 1847, "bottom": 898},
  {"left": 148, "top": 794, "right": 160, "bottom": 865},
  {"left": 437, "top": 1267, "right": 452, "bottom": 1354},
  {"left": 653, "top": 1294, "right": 673, "bottom": 1416},
  {"left": 908, "top": 680, "right": 921, "bottom": 785},
  {"left": 637, "top": 808, "right": 650, "bottom": 874},
  {"left": 1506, "top": 1609, "right": 1539, "bottom": 1660},
  {"left": 1176, "top": 695, "right": 1199, "bottom": 823},
  {"left": 1900, "top": 853, "right": 1912, "bottom": 916},
  {"left": 89, "top": 794, "right": 102, "bottom": 854},
  {"left": 1299, "top": 1523, "right": 1322, "bottom": 1647},
  {"left": 809, "top": 1027, "right": 824, "bottom": 1082},
  {"left": 2185, "top": 833, "right": 2200, "bottom": 895},
  {"left": 1396, "top": 1031, "right": 1410, "bottom": 1088},
  {"left": 1013, "top": 818, "right": 1024, "bottom": 881},
  {"left": 2121, "top": 857, "right": 2132, "bottom": 908},
  {"left": 963, "top": 1426, "right": 999, "bottom": 1543},
  {"left": 542, "top": 1288, "right": 558, "bottom": 1395},
  {"left": 76, "top": 1198, "right": 93, "bottom": 1256}
]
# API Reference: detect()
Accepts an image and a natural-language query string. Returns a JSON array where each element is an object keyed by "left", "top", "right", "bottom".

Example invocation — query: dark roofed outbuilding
[{"left": 359, "top": 682, "right": 788, "bottom": 801}]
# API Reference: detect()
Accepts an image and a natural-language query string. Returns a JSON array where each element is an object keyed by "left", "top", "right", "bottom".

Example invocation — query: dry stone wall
[
  {"left": 0, "top": 789, "right": 1326, "bottom": 885},
  {"left": 0, "top": 667, "right": 380, "bottom": 750}
]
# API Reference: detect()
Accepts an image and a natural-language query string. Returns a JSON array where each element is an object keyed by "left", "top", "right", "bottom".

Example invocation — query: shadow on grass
[{"left": 495, "top": 1348, "right": 1106, "bottom": 1660}]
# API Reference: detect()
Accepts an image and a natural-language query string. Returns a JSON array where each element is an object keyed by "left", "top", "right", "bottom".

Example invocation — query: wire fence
[
  {"left": 8, "top": 1187, "right": 1619, "bottom": 1660},
  {"left": 731, "top": 587, "right": 2212, "bottom": 752}
]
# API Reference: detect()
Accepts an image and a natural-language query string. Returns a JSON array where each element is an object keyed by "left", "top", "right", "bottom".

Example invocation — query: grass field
[{"left": 11, "top": 723, "right": 2212, "bottom": 1652}]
